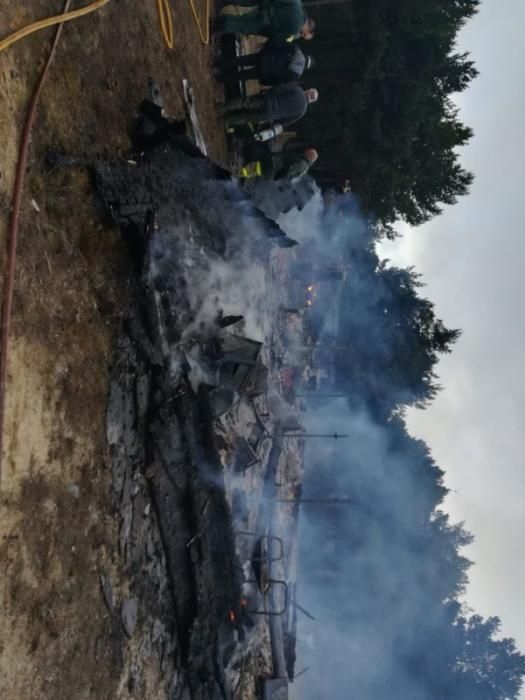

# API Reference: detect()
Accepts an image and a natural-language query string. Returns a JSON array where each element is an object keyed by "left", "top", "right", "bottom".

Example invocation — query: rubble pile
[{"left": 84, "top": 124, "right": 306, "bottom": 699}]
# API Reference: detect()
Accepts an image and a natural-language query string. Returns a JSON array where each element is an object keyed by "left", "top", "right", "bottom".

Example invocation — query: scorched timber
[
  {"left": 51, "top": 124, "right": 299, "bottom": 257},
  {"left": 92, "top": 106, "right": 303, "bottom": 699},
  {"left": 147, "top": 375, "right": 241, "bottom": 700}
]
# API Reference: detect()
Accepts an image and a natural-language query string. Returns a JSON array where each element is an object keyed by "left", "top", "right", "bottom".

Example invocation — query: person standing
[
  {"left": 220, "top": 85, "right": 318, "bottom": 128},
  {"left": 238, "top": 147, "right": 318, "bottom": 181},
  {"left": 273, "top": 148, "right": 318, "bottom": 180},
  {"left": 217, "top": 39, "right": 314, "bottom": 86},
  {"left": 213, "top": 2, "right": 315, "bottom": 43}
]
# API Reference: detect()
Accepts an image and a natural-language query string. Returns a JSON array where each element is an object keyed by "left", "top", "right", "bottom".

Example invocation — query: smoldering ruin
[
  {"left": 67, "top": 98, "right": 315, "bottom": 700},
  {"left": 4, "top": 4, "right": 524, "bottom": 700}
]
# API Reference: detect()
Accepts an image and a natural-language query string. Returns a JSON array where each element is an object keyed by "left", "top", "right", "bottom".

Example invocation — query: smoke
[
  {"left": 93, "top": 132, "right": 523, "bottom": 695},
  {"left": 182, "top": 256, "right": 271, "bottom": 343},
  {"left": 277, "top": 189, "right": 324, "bottom": 244},
  {"left": 292, "top": 402, "right": 449, "bottom": 700},
  {"left": 145, "top": 210, "right": 278, "bottom": 360},
  {"left": 276, "top": 193, "right": 499, "bottom": 700}
]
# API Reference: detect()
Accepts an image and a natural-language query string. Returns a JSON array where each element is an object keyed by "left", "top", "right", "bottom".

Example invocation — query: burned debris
[{"left": 81, "top": 98, "right": 314, "bottom": 699}]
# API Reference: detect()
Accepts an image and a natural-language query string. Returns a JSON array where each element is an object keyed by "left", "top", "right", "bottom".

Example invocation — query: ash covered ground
[{"left": 95, "top": 111, "right": 307, "bottom": 699}]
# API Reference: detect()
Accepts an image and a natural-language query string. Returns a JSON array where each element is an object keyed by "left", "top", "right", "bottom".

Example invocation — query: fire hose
[
  {"left": 0, "top": 0, "right": 209, "bottom": 54},
  {"left": 0, "top": 0, "right": 210, "bottom": 485},
  {"left": 0, "top": 0, "right": 73, "bottom": 486}
]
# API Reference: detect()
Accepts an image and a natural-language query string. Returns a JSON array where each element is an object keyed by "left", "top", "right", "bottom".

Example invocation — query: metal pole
[
  {"left": 282, "top": 432, "right": 349, "bottom": 439},
  {"left": 284, "top": 345, "right": 348, "bottom": 352},
  {"left": 275, "top": 497, "right": 351, "bottom": 504},
  {"left": 291, "top": 600, "right": 316, "bottom": 621},
  {"left": 295, "top": 393, "right": 346, "bottom": 398},
  {"left": 294, "top": 667, "right": 311, "bottom": 680}
]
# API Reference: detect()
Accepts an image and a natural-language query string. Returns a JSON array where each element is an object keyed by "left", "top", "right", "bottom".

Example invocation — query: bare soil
[{"left": 0, "top": 1, "right": 225, "bottom": 697}]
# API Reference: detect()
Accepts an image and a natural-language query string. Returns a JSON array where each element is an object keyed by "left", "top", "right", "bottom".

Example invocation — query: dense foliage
[
  {"left": 295, "top": 0, "right": 479, "bottom": 224},
  {"left": 337, "top": 225, "right": 460, "bottom": 418}
]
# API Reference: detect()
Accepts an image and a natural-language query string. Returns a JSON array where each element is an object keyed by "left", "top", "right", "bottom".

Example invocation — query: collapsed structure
[{"left": 70, "top": 99, "right": 309, "bottom": 699}]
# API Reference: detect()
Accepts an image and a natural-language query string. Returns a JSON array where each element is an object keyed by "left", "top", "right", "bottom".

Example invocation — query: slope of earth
[{"left": 0, "top": 1, "right": 224, "bottom": 698}]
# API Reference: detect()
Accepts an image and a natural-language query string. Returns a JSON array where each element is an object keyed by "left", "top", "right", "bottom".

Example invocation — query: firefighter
[
  {"left": 274, "top": 148, "right": 318, "bottom": 180},
  {"left": 220, "top": 85, "right": 318, "bottom": 129},
  {"left": 239, "top": 147, "right": 318, "bottom": 181},
  {"left": 213, "top": 2, "right": 315, "bottom": 43},
  {"left": 216, "top": 39, "right": 314, "bottom": 86}
]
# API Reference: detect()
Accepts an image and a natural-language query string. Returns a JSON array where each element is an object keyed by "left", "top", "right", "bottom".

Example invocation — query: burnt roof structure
[{"left": 217, "top": 335, "right": 269, "bottom": 398}]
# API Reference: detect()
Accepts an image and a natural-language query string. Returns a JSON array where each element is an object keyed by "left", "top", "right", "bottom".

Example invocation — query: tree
[
  {"left": 295, "top": 0, "right": 480, "bottom": 223},
  {"left": 446, "top": 615, "right": 525, "bottom": 699},
  {"left": 336, "top": 260, "right": 461, "bottom": 417}
]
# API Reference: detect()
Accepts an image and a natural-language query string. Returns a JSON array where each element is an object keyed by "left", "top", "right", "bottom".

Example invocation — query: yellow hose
[
  {"left": 187, "top": 0, "right": 210, "bottom": 46},
  {"left": 158, "top": 0, "right": 210, "bottom": 47},
  {"left": 157, "top": 0, "right": 175, "bottom": 49},
  {"left": 0, "top": 0, "right": 111, "bottom": 54},
  {"left": 0, "top": 0, "right": 210, "bottom": 54}
]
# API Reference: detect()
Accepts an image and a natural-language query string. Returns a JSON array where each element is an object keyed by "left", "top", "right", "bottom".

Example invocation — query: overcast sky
[{"left": 380, "top": 0, "right": 525, "bottom": 679}]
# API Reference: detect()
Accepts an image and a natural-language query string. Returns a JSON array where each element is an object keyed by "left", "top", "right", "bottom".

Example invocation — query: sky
[{"left": 380, "top": 0, "right": 525, "bottom": 675}]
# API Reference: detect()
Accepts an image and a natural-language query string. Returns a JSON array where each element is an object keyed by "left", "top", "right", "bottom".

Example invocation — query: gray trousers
[{"left": 222, "top": 95, "right": 270, "bottom": 127}]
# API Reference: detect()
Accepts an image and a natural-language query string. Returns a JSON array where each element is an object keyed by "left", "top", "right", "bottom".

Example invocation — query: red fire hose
[{"left": 0, "top": 1, "right": 71, "bottom": 488}]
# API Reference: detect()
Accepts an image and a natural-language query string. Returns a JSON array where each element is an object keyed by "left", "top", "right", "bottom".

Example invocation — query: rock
[
  {"left": 120, "top": 503, "right": 133, "bottom": 558},
  {"left": 107, "top": 378, "right": 141, "bottom": 456},
  {"left": 138, "top": 634, "right": 152, "bottom": 659},
  {"left": 208, "top": 386, "right": 235, "bottom": 418},
  {"left": 94, "top": 635, "right": 104, "bottom": 661},
  {"left": 111, "top": 451, "right": 126, "bottom": 496},
  {"left": 99, "top": 573, "right": 115, "bottom": 613},
  {"left": 107, "top": 380, "right": 125, "bottom": 445},
  {"left": 120, "top": 471, "right": 134, "bottom": 556},
  {"left": 151, "top": 618, "right": 165, "bottom": 644},
  {"left": 67, "top": 483, "right": 80, "bottom": 499},
  {"left": 145, "top": 461, "right": 160, "bottom": 480},
  {"left": 145, "top": 534, "right": 155, "bottom": 559},
  {"left": 121, "top": 598, "right": 139, "bottom": 638},
  {"left": 129, "top": 489, "right": 148, "bottom": 565},
  {"left": 135, "top": 372, "right": 151, "bottom": 425},
  {"left": 148, "top": 77, "right": 164, "bottom": 108},
  {"left": 168, "top": 671, "right": 179, "bottom": 700},
  {"left": 127, "top": 664, "right": 142, "bottom": 694}
]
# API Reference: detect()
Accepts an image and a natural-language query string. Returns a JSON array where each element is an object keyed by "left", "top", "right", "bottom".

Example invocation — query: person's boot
[
  {"left": 221, "top": 112, "right": 248, "bottom": 128},
  {"left": 223, "top": 96, "right": 246, "bottom": 112}
]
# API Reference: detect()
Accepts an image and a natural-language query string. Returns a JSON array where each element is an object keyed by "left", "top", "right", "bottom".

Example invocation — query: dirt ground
[{"left": 0, "top": 1, "right": 226, "bottom": 697}]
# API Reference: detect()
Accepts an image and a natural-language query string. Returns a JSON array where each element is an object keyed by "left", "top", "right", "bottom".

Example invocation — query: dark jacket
[
  {"left": 256, "top": 40, "right": 307, "bottom": 85},
  {"left": 260, "top": 0, "right": 306, "bottom": 41},
  {"left": 273, "top": 153, "right": 311, "bottom": 180},
  {"left": 262, "top": 83, "right": 308, "bottom": 125},
  {"left": 240, "top": 143, "right": 310, "bottom": 180}
]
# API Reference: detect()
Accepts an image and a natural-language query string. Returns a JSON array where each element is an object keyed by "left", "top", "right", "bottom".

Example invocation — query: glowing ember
[{"left": 228, "top": 610, "right": 236, "bottom": 623}]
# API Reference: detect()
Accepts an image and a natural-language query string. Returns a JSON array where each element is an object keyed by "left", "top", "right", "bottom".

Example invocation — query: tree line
[{"left": 295, "top": 0, "right": 479, "bottom": 225}]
